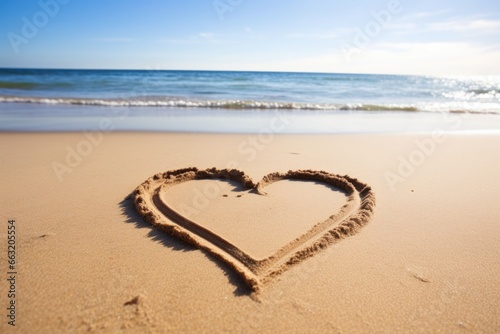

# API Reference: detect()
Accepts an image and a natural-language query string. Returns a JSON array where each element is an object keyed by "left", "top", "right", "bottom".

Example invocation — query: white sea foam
[{"left": 1, "top": 95, "right": 499, "bottom": 114}]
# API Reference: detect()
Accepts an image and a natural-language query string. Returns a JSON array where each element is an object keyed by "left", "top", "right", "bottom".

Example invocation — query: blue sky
[{"left": 1, "top": 0, "right": 499, "bottom": 75}]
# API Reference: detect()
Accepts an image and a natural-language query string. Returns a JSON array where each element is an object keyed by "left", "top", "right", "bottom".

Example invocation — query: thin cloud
[
  {"left": 286, "top": 32, "right": 338, "bottom": 40},
  {"left": 411, "top": 9, "right": 454, "bottom": 18},
  {"left": 160, "top": 33, "right": 224, "bottom": 44},
  {"left": 260, "top": 41, "right": 500, "bottom": 76},
  {"left": 387, "top": 22, "right": 417, "bottom": 32},
  {"left": 385, "top": 15, "right": 500, "bottom": 38},
  {"left": 396, "top": 9, "right": 454, "bottom": 22},
  {"left": 429, "top": 19, "right": 500, "bottom": 33},
  {"left": 91, "top": 38, "right": 136, "bottom": 42},
  {"left": 198, "top": 32, "right": 214, "bottom": 39}
]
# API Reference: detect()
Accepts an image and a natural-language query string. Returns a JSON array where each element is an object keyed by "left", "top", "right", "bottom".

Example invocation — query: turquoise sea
[{"left": 1, "top": 68, "right": 499, "bottom": 132}]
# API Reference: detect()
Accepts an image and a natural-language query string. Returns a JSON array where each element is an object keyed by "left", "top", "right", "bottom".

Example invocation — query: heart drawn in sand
[{"left": 134, "top": 168, "right": 376, "bottom": 293}]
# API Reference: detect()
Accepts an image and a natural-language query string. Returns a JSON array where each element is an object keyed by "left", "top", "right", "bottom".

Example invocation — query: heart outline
[{"left": 134, "top": 168, "right": 376, "bottom": 293}]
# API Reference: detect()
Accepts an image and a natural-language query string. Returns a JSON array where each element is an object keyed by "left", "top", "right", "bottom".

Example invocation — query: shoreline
[{"left": 1, "top": 106, "right": 499, "bottom": 133}]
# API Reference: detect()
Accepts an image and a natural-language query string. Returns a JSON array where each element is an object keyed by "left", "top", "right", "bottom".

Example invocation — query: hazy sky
[{"left": 1, "top": 0, "right": 499, "bottom": 75}]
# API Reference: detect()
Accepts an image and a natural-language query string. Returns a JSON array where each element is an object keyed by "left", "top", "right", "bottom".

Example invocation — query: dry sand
[
  {"left": 135, "top": 168, "right": 375, "bottom": 293},
  {"left": 0, "top": 132, "right": 499, "bottom": 333}
]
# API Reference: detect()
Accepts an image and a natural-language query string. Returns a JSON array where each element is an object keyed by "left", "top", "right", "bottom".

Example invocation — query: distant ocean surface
[
  {"left": 2, "top": 68, "right": 500, "bottom": 112},
  {"left": 1, "top": 68, "right": 499, "bottom": 132}
]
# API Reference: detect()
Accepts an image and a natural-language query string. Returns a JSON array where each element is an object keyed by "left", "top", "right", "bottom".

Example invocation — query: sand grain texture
[
  {"left": 134, "top": 168, "right": 376, "bottom": 293},
  {"left": 1, "top": 132, "right": 499, "bottom": 333}
]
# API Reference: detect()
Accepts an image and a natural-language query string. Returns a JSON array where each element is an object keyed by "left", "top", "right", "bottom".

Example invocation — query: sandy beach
[
  {"left": 2, "top": 0, "right": 500, "bottom": 332},
  {"left": 0, "top": 131, "right": 499, "bottom": 333}
]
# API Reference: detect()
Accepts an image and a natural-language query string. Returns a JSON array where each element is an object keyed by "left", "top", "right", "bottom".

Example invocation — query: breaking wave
[{"left": 1, "top": 95, "right": 499, "bottom": 114}]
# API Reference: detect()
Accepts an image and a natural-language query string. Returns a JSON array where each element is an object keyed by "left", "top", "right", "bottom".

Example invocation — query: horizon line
[{"left": 1, "top": 66, "right": 492, "bottom": 78}]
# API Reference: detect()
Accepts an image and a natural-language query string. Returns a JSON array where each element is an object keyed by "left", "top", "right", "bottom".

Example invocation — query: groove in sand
[{"left": 134, "top": 168, "right": 376, "bottom": 293}]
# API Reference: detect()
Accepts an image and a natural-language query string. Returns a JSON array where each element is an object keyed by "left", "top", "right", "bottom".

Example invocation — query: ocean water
[{"left": 1, "top": 68, "right": 500, "bottom": 132}]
